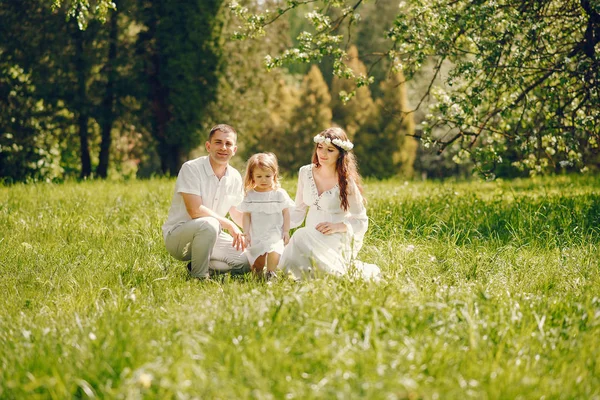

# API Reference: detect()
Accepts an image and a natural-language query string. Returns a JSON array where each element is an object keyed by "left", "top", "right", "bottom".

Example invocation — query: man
[{"left": 163, "top": 124, "right": 250, "bottom": 279}]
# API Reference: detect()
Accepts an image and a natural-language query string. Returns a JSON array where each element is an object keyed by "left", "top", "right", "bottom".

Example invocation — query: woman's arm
[
  {"left": 290, "top": 167, "right": 309, "bottom": 228},
  {"left": 343, "top": 183, "right": 368, "bottom": 238},
  {"left": 315, "top": 182, "right": 367, "bottom": 236},
  {"left": 282, "top": 208, "right": 291, "bottom": 245}
]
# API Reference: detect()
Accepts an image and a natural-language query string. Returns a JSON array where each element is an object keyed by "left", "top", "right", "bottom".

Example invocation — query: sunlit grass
[{"left": 1, "top": 175, "right": 599, "bottom": 399}]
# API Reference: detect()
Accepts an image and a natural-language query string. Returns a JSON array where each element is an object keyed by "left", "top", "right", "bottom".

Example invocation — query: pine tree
[
  {"left": 280, "top": 65, "right": 332, "bottom": 174},
  {"left": 136, "top": 0, "right": 223, "bottom": 176},
  {"left": 379, "top": 70, "right": 417, "bottom": 178},
  {"left": 258, "top": 78, "right": 299, "bottom": 159},
  {"left": 330, "top": 45, "right": 375, "bottom": 140}
]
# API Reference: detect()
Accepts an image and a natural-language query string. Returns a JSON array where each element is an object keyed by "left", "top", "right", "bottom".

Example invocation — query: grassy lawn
[{"left": 1, "top": 175, "right": 599, "bottom": 399}]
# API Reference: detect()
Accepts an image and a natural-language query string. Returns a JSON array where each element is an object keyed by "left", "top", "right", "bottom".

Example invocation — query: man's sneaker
[{"left": 265, "top": 270, "right": 278, "bottom": 283}]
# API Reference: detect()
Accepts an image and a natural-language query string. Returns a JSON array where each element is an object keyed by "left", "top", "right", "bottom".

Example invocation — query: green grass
[{"left": 1, "top": 175, "right": 599, "bottom": 399}]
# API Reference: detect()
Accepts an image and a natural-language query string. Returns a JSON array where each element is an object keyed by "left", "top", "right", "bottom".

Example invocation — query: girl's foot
[{"left": 265, "top": 270, "right": 278, "bottom": 283}]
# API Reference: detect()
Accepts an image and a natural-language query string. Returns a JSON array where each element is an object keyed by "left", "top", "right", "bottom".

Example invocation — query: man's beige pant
[{"left": 165, "top": 217, "right": 250, "bottom": 279}]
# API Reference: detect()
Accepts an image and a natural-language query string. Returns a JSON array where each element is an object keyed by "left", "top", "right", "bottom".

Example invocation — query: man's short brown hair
[{"left": 209, "top": 124, "right": 238, "bottom": 142}]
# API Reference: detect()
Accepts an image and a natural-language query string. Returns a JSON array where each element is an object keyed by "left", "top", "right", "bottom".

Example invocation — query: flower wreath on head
[{"left": 313, "top": 134, "right": 354, "bottom": 151}]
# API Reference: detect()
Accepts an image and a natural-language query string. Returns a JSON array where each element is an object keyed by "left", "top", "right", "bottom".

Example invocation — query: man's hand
[
  {"left": 223, "top": 220, "right": 246, "bottom": 251},
  {"left": 243, "top": 233, "right": 251, "bottom": 246}
]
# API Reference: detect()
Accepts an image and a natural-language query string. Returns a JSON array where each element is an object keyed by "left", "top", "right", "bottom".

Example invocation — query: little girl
[{"left": 239, "top": 153, "right": 295, "bottom": 280}]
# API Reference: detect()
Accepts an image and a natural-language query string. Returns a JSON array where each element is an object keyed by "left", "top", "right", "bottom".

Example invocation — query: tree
[
  {"left": 252, "top": 78, "right": 300, "bottom": 164},
  {"left": 230, "top": 0, "right": 600, "bottom": 175},
  {"left": 135, "top": 0, "right": 223, "bottom": 176},
  {"left": 330, "top": 45, "right": 375, "bottom": 140},
  {"left": 96, "top": 2, "right": 119, "bottom": 178},
  {"left": 1, "top": 0, "right": 143, "bottom": 181},
  {"left": 353, "top": 70, "right": 417, "bottom": 179},
  {"left": 0, "top": 0, "right": 105, "bottom": 180},
  {"left": 280, "top": 65, "right": 332, "bottom": 174},
  {"left": 379, "top": 70, "right": 418, "bottom": 178},
  {"left": 201, "top": 0, "right": 294, "bottom": 167},
  {"left": 50, "top": 0, "right": 116, "bottom": 29}
]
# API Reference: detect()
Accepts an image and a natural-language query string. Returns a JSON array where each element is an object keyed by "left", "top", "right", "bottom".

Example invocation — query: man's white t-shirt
[{"left": 162, "top": 156, "right": 244, "bottom": 240}]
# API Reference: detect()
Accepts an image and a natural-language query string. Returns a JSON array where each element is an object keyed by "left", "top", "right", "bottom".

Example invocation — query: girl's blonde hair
[{"left": 243, "top": 153, "right": 281, "bottom": 193}]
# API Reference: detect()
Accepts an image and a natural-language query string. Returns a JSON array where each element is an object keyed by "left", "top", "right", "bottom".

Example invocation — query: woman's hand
[{"left": 315, "top": 222, "right": 346, "bottom": 235}]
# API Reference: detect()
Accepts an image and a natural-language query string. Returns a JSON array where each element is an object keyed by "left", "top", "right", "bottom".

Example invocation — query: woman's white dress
[
  {"left": 238, "top": 188, "right": 295, "bottom": 265},
  {"left": 278, "top": 164, "right": 381, "bottom": 280}
]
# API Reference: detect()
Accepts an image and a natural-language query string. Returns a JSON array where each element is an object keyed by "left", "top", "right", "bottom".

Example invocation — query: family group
[{"left": 162, "top": 124, "right": 380, "bottom": 282}]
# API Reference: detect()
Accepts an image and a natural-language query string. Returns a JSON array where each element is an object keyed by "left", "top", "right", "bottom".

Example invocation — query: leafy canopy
[
  {"left": 51, "top": 0, "right": 116, "bottom": 30},
  {"left": 230, "top": 0, "right": 600, "bottom": 176}
]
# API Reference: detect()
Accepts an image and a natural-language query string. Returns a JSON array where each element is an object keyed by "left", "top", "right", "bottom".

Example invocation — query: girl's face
[
  {"left": 316, "top": 141, "right": 340, "bottom": 168},
  {"left": 252, "top": 166, "right": 275, "bottom": 192}
]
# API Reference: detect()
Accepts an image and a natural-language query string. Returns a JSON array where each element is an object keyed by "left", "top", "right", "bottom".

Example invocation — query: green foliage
[
  {"left": 243, "top": 77, "right": 300, "bottom": 169},
  {"left": 229, "top": 0, "right": 600, "bottom": 176},
  {"left": 0, "top": 0, "right": 146, "bottom": 182},
  {"left": 279, "top": 65, "right": 332, "bottom": 174},
  {"left": 1, "top": 176, "right": 599, "bottom": 397},
  {"left": 380, "top": 70, "right": 418, "bottom": 178},
  {"left": 1, "top": 0, "right": 224, "bottom": 180},
  {"left": 353, "top": 68, "right": 418, "bottom": 179},
  {"left": 330, "top": 45, "right": 375, "bottom": 140},
  {"left": 0, "top": 1, "right": 93, "bottom": 181},
  {"left": 0, "top": 65, "right": 63, "bottom": 182},
  {"left": 201, "top": 0, "right": 295, "bottom": 168},
  {"left": 51, "top": 0, "right": 116, "bottom": 29},
  {"left": 135, "top": 0, "right": 224, "bottom": 176},
  {"left": 390, "top": 0, "right": 600, "bottom": 176}
]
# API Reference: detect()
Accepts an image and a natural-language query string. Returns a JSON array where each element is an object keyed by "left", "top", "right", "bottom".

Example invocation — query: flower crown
[{"left": 313, "top": 134, "right": 354, "bottom": 151}]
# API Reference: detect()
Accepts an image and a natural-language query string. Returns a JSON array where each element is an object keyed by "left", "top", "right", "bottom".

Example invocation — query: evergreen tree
[
  {"left": 354, "top": 70, "right": 417, "bottom": 178},
  {"left": 380, "top": 70, "right": 418, "bottom": 178},
  {"left": 256, "top": 78, "right": 300, "bottom": 164},
  {"left": 233, "top": 0, "right": 600, "bottom": 175},
  {"left": 280, "top": 65, "right": 332, "bottom": 174},
  {"left": 136, "top": 0, "right": 223, "bottom": 176},
  {"left": 0, "top": 0, "right": 106, "bottom": 180},
  {"left": 201, "top": 0, "right": 293, "bottom": 167},
  {"left": 353, "top": 107, "right": 395, "bottom": 178},
  {"left": 330, "top": 45, "right": 375, "bottom": 140}
]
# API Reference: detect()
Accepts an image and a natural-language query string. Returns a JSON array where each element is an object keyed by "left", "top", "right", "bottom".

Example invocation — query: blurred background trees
[{"left": 2, "top": 0, "right": 598, "bottom": 182}]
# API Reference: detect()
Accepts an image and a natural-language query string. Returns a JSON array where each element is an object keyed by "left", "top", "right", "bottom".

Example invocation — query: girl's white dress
[
  {"left": 279, "top": 164, "right": 381, "bottom": 280},
  {"left": 238, "top": 188, "right": 295, "bottom": 265}
]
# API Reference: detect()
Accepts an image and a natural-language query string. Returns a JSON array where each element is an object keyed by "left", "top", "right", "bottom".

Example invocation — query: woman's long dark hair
[{"left": 312, "top": 127, "right": 364, "bottom": 211}]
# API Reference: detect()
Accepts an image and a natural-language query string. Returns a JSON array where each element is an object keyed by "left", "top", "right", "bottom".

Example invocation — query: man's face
[{"left": 206, "top": 130, "right": 237, "bottom": 166}]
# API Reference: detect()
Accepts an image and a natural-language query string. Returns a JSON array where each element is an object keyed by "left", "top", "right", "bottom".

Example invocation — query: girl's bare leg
[
  {"left": 252, "top": 254, "right": 267, "bottom": 278},
  {"left": 266, "top": 252, "right": 281, "bottom": 272}
]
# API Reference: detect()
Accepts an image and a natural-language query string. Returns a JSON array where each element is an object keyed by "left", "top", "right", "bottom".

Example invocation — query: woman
[{"left": 278, "top": 127, "right": 381, "bottom": 280}]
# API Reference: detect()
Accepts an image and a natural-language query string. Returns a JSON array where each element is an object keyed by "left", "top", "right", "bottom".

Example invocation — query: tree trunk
[
  {"left": 97, "top": 6, "right": 119, "bottom": 179},
  {"left": 142, "top": 9, "right": 180, "bottom": 176},
  {"left": 156, "top": 139, "right": 183, "bottom": 177},
  {"left": 75, "top": 25, "right": 92, "bottom": 178}
]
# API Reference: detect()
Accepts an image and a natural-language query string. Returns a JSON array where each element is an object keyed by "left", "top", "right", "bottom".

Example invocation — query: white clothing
[
  {"left": 279, "top": 164, "right": 380, "bottom": 280},
  {"left": 162, "top": 156, "right": 244, "bottom": 240},
  {"left": 165, "top": 217, "right": 249, "bottom": 278},
  {"left": 238, "top": 188, "right": 295, "bottom": 265}
]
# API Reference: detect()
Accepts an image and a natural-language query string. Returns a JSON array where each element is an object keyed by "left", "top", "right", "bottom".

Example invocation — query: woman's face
[{"left": 316, "top": 141, "right": 340, "bottom": 168}]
